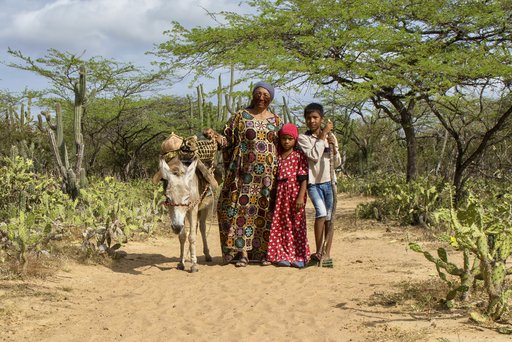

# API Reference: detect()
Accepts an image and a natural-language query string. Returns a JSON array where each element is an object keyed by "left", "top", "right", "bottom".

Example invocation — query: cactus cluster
[
  {"left": 412, "top": 192, "right": 512, "bottom": 321},
  {"left": 409, "top": 243, "right": 476, "bottom": 308},
  {"left": 189, "top": 67, "right": 296, "bottom": 131},
  {"left": 6, "top": 96, "right": 32, "bottom": 129}
]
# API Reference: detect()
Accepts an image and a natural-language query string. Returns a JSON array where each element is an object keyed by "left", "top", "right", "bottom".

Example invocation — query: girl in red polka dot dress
[{"left": 266, "top": 123, "right": 310, "bottom": 268}]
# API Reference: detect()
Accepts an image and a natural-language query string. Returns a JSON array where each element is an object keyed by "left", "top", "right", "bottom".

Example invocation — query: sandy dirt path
[{"left": 1, "top": 195, "right": 509, "bottom": 341}]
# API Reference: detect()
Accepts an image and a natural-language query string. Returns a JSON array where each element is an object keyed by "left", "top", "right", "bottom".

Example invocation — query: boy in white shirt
[{"left": 297, "top": 103, "right": 341, "bottom": 267}]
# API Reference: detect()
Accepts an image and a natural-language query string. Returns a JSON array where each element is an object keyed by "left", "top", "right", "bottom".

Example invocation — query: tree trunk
[
  {"left": 402, "top": 120, "right": 417, "bottom": 182},
  {"left": 377, "top": 92, "right": 418, "bottom": 182}
]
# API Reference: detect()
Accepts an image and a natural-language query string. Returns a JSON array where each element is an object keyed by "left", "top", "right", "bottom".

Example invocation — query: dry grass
[{"left": 367, "top": 278, "right": 451, "bottom": 313}]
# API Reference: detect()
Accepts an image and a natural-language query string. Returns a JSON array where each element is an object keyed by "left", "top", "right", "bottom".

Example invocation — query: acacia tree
[
  {"left": 6, "top": 48, "right": 171, "bottom": 179},
  {"left": 426, "top": 90, "right": 512, "bottom": 204},
  {"left": 156, "top": 0, "right": 512, "bottom": 184},
  {"left": 92, "top": 96, "right": 191, "bottom": 179}
]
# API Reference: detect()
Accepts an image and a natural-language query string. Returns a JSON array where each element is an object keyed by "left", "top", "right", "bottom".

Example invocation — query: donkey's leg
[
  {"left": 199, "top": 208, "right": 212, "bottom": 262},
  {"left": 188, "top": 209, "right": 199, "bottom": 273},
  {"left": 177, "top": 228, "right": 188, "bottom": 271}
]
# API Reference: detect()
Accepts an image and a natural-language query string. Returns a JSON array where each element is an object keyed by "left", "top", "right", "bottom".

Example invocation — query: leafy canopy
[{"left": 156, "top": 0, "right": 512, "bottom": 100}]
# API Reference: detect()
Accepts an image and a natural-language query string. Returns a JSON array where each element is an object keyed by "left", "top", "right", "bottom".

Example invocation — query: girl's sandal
[{"left": 306, "top": 253, "right": 321, "bottom": 267}]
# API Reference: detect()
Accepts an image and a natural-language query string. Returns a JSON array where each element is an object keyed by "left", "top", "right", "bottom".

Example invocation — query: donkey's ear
[
  {"left": 160, "top": 159, "right": 171, "bottom": 180},
  {"left": 184, "top": 159, "right": 198, "bottom": 183}
]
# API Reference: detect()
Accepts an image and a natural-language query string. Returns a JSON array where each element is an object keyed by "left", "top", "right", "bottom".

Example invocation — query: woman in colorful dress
[
  {"left": 204, "top": 82, "right": 281, "bottom": 267},
  {"left": 266, "top": 123, "right": 310, "bottom": 268}
]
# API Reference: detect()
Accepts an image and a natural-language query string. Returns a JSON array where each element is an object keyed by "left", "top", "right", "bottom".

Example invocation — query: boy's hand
[
  {"left": 327, "top": 134, "right": 336, "bottom": 145},
  {"left": 323, "top": 119, "right": 333, "bottom": 135}
]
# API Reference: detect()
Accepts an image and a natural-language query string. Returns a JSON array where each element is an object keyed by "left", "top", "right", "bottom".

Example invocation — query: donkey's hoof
[
  {"left": 177, "top": 263, "right": 185, "bottom": 271},
  {"left": 205, "top": 255, "right": 213, "bottom": 262},
  {"left": 190, "top": 265, "right": 199, "bottom": 273}
]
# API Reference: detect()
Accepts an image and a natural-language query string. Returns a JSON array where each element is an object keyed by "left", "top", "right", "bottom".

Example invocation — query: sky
[{"left": 0, "top": 0, "right": 253, "bottom": 97}]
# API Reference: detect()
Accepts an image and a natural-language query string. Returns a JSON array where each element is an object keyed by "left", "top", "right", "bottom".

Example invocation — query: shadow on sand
[{"left": 110, "top": 252, "right": 223, "bottom": 275}]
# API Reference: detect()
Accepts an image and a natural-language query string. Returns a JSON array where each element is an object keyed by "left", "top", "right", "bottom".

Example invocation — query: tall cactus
[
  {"left": 217, "top": 74, "right": 223, "bottom": 125},
  {"left": 224, "top": 66, "right": 237, "bottom": 117},
  {"left": 187, "top": 95, "right": 194, "bottom": 135},
  {"left": 37, "top": 65, "right": 88, "bottom": 199},
  {"left": 281, "top": 96, "right": 295, "bottom": 124},
  {"left": 196, "top": 84, "right": 205, "bottom": 127}
]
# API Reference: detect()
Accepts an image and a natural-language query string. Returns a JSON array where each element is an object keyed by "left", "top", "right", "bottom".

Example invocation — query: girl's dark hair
[{"left": 304, "top": 102, "right": 324, "bottom": 117}]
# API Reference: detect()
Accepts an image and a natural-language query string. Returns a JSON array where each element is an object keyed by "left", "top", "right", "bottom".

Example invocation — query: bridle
[{"left": 163, "top": 184, "right": 211, "bottom": 209}]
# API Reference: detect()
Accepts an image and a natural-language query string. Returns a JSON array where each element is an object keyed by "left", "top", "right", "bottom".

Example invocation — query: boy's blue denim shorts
[{"left": 307, "top": 182, "right": 334, "bottom": 220}]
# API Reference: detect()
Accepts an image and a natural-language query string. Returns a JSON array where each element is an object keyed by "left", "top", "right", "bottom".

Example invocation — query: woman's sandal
[
  {"left": 222, "top": 254, "right": 235, "bottom": 265},
  {"left": 235, "top": 256, "right": 249, "bottom": 268},
  {"left": 261, "top": 258, "right": 271, "bottom": 266}
]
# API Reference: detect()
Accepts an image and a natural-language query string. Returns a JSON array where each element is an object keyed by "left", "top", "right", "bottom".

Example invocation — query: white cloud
[
  {"left": 1, "top": 0, "right": 250, "bottom": 61},
  {"left": 0, "top": 0, "right": 252, "bottom": 93}
]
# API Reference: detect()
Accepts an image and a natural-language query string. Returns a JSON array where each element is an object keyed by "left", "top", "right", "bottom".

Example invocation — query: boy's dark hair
[{"left": 304, "top": 102, "right": 324, "bottom": 117}]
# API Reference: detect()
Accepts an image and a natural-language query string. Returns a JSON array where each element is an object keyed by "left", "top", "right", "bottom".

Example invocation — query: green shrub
[
  {"left": 0, "top": 156, "right": 167, "bottom": 272},
  {"left": 78, "top": 177, "right": 166, "bottom": 257}
]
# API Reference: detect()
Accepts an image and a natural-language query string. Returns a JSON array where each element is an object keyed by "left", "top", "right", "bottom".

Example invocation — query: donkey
[{"left": 159, "top": 157, "right": 214, "bottom": 272}]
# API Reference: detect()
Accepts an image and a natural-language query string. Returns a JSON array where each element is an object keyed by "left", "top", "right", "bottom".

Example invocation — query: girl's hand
[{"left": 295, "top": 199, "right": 305, "bottom": 211}]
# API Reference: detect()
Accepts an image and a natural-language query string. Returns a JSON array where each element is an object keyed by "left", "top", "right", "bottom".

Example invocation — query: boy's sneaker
[{"left": 321, "top": 258, "right": 333, "bottom": 268}]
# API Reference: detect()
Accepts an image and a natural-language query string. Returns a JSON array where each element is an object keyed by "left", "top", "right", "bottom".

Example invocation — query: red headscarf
[{"left": 279, "top": 123, "right": 299, "bottom": 140}]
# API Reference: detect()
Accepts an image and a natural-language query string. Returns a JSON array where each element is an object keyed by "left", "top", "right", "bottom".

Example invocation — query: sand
[{"left": 1, "top": 195, "right": 509, "bottom": 341}]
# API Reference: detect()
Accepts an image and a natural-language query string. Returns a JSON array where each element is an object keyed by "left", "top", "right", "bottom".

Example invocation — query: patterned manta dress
[
  {"left": 266, "top": 149, "right": 310, "bottom": 263},
  {"left": 218, "top": 110, "right": 281, "bottom": 262}
]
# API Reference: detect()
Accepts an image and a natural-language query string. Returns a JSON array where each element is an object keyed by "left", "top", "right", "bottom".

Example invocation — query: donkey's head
[{"left": 160, "top": 158, "right": 198, "bottom": 234}]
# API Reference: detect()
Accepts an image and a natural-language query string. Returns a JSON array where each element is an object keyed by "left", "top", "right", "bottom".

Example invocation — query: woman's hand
[
  {"left": 203, "top": 128, "right": 215, "bottom": 139},
  {"left": 203, "top": 128, "right": 224, "bottom": 145}
]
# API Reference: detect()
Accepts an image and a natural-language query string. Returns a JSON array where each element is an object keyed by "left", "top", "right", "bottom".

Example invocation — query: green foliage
[
  {"left": 158, "top": 0, "right": 512, "bottom": 97},
  {"left": 355, "top": 176, "right": 451, "bottom": 226},
  {"left": 0, "top": 156, "right": 69, "bottom": 222},
  {"left": 338, "top": 173, "right": 405, "bottom": 197}
]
